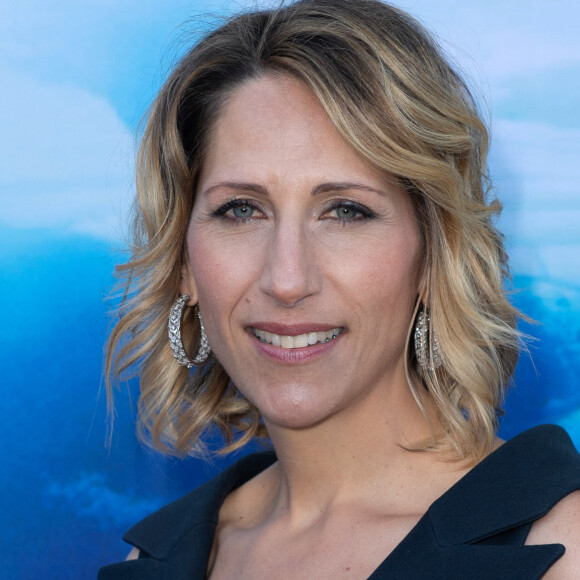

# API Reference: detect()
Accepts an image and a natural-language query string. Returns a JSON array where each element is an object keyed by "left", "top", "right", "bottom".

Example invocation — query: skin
[
  {"left": 184, "top": 74, "right": 423, "bottom": 433},
  {"left": 177, "top": 75, "right": 580, "bottom": 578},
  {"left": 525, "top": 490, "right": 580, "bottom": 578}
]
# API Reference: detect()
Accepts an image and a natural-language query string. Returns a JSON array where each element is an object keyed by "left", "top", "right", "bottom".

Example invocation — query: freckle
[{"left": 345, "top": 567, "right": 351, "bottom": 571}]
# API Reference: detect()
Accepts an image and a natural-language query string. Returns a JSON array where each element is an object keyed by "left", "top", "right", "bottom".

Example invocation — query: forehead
[
  {"left": 219, "top": 74, "right": 330, "bottom": 138},
  {"left": 199, "top": 74, "right": 388, "bottom": 189}
]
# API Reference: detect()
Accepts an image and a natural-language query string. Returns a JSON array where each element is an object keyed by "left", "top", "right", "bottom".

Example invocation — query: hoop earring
[
  {"left": 168, "top": 295, "right": 211, "bottom": 368},
  {"left": 414, "top": 307, "right": 442, "bottom": 371}
]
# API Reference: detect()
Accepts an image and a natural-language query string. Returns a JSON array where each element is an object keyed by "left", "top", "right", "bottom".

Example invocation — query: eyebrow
[
  {"left": 201, "top": 181, "right": 388, "bottom": 198},
  {"left": 311, "top": 182, "right": 388, "bottom": 197},
  {"left": 201, "top": 182, "right": 269, "bottom": 197}
]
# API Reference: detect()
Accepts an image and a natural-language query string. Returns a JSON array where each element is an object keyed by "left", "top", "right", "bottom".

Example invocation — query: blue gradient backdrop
[{"left": 1, "top": 1, "right": 579, "bottom": 578}]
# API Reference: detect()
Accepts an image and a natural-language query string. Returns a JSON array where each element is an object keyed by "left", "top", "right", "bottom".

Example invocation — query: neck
[{"left": 263, "top": 379, "right": 448, "bottom": 523}]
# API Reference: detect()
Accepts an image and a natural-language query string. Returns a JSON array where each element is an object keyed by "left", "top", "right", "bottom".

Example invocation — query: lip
[
  {"left": 246, "top": 323, "right": 345, "bottom": 365},
  {"left": 248, "top": 322, "right": 341, "bottom": 335}
]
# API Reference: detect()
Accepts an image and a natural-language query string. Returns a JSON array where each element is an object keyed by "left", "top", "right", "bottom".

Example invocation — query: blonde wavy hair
[{"left": 106, "top": 0, "right": 522, "bottom": 462}]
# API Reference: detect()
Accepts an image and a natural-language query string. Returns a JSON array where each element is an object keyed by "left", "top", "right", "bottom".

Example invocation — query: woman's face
[{"left": 183, "top": 75, "right": 423, "bottom": 430}]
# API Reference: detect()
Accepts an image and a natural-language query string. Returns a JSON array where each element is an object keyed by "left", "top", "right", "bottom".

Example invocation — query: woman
[{"left": 99, "top": 1, "right": 580, "bottom": 578}]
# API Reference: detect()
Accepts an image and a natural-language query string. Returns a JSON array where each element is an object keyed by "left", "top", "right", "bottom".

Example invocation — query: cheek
[
  {"left": 351, "top": 240, "right": 422, "bottom": 353},
  {"left": 351, "top": 230, "right": 421, "bottom": 302},
  {"left": 186, "top": 227, "right": 262, "bottom": 323}
]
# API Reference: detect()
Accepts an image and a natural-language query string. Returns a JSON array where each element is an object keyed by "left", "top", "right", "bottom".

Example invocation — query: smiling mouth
[{"left": 252, "top": 328, "right": 343, "bottom": 349}]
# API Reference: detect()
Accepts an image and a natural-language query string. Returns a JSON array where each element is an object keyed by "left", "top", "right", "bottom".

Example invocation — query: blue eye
[
  {"left": 325, "top": 201, "right": 374, "bottom": 221},
  {"left": 231, "top": 205, "right": 254, "bottom": 218},
  {"left": 212, "top": 198, "right": 265, "bottom": 222},
  {"left": 334, "top": 205, "right": 359, "bottom": 219}
]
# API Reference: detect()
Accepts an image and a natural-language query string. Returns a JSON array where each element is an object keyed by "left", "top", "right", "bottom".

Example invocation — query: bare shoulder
[{"left": 525, "top": 489, "right": 580, "bottom": 579}]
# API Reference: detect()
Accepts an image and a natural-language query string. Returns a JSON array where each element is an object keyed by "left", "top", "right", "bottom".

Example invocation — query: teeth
[{"left": 253, "top": 328, "right": 342, "bottom": 349}]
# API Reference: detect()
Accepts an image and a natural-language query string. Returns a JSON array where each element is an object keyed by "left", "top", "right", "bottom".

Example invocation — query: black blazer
[{"left": 99, "top": 425, "right": 580, "bottom": 579}]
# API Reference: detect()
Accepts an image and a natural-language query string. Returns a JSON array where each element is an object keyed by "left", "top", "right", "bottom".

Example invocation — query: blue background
[{"left": 1, "top": 1, "right": 579, "bottom": 578}]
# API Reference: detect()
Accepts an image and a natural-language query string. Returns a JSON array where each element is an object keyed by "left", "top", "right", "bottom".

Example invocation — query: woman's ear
[{"left": 180, "top": 260, "right": 198, "bottom": 306}]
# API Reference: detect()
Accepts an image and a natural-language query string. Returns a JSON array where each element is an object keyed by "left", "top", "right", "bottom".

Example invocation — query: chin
[{"left": 255, "top": 387, "right": 344, "bottom": 431}]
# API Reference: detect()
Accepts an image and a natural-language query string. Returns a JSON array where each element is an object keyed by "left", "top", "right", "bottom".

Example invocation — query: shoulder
[
  {"left": 519, "top": 425, "right": 580, "bottom": 579},
  {"left": 526, "top": 489, "right": 580, "bottom": 579},
  {"left": 98, "top": 451, "right": 277, "bottom": 579},
  {"left": 124, "top": 451, "right": 276, "bottom": 554},
  {"left": 122, "top": 451, "right": 277, "bottom": 557}
]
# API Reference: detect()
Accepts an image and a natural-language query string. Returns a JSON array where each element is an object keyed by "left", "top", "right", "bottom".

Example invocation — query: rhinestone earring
[
  {"left": 414, "top": 307, "right": 442, "bottom": 371},
  {"left": 168, "top": 295, "right": 211, "bottom": 368}
]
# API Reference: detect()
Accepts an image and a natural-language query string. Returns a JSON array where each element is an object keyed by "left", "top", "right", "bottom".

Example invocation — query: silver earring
[
  {"left": 414, "top": 307, "right": 442, "bottom": 371},
  {"left": 168, "top": 295, "right": 211, "bottom": 368}
]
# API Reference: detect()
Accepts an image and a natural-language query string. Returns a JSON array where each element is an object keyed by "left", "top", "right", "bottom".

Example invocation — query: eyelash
[
  {"left": 322, "top": 200, "right": 376, "bottom": 223},
  {"left": 211, "top": 198, "right": 264, "bottom": 223},
  {"left": 211, "top": 198, "right": 376, "bottom": 224}
]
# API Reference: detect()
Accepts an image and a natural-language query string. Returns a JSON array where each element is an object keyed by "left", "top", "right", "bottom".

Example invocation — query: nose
[{"left": 259, "top": 218, "right": 321, "bottom": 307}]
